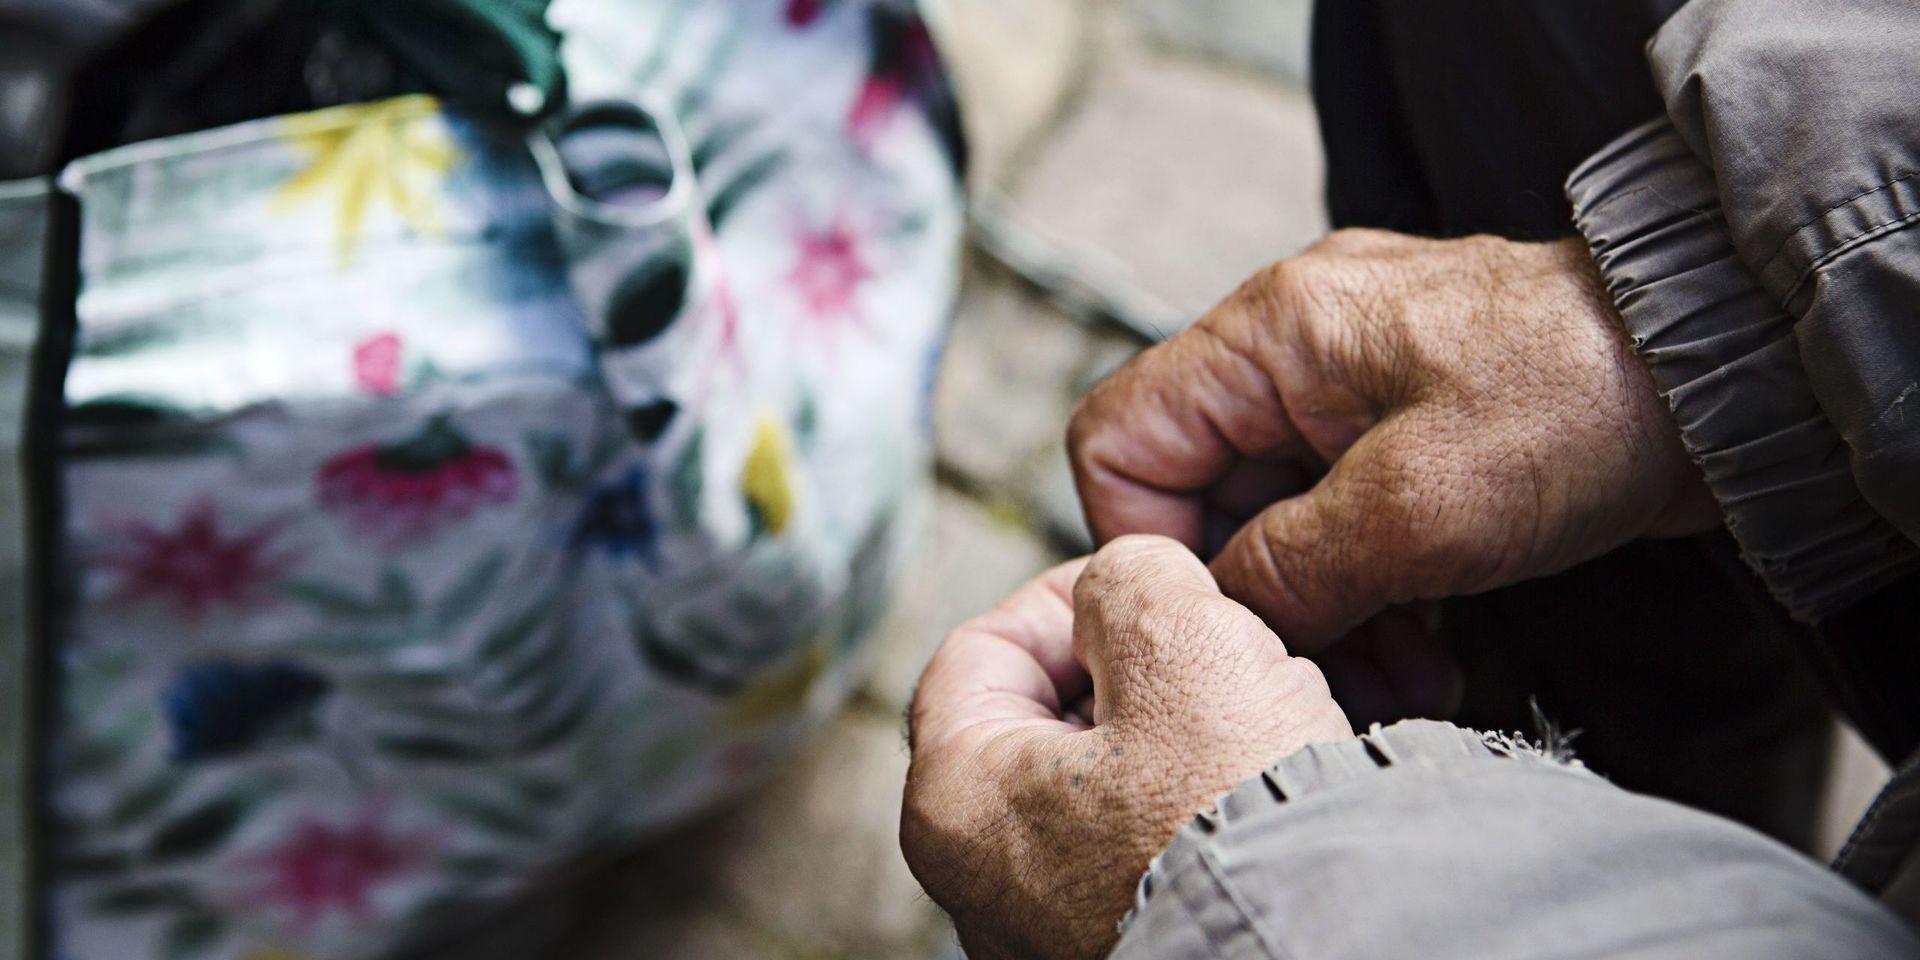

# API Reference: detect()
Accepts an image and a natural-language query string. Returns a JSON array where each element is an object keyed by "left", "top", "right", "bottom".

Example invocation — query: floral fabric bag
[{"left": 31, "top": 2, "right": 963, "bottom": 958}]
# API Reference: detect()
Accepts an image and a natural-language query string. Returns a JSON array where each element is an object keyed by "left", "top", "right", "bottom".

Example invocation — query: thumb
[{"left": 1208, "top": 425, "right": 1436, "bottom": 650}]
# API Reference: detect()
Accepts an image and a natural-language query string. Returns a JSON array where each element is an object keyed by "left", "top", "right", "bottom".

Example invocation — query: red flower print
[
  {"left": 96, "top": 501, "right": 297, "bottom": 619},
  {"left": 786, "top": 214, "right": 874, "bottom": 333},
  {"left": 245, "top": 802, "right": 434, "bottom": 929},
  {"left": 847, "top": 74, "right": 907, "bottom": 150},
  {"left": 316, "top": 417, "right": 516, "bottom": 549},
  {"left": 785, "top": 0, "right": 824, "bottom": 27},
  {"left": 353, "top": 333, "right": 404, "bottom": 396}
]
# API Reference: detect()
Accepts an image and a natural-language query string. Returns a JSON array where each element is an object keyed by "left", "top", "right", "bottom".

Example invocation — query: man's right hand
[
  {"left": 902, "top": 536, "right": 1351, "bottom": 960},
  {"left": 1067, "top": 229, "right": 1719, "bottom": 650}
]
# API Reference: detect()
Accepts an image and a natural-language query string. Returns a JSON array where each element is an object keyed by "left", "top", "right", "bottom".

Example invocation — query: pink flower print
[
  {"left": 316, "top": 417, "right": 516, "bottom": 549},
  {"left": 245, "top": 803, "right": 434, "bottom": 929},
  {"left": 848, "top": 74, "right": 908, "bottom": 151},
  {"left": 693, "top": 226, "right": 743, "bottom": 369},
  {"left": 786, "top": 214, "right": 874, "bottom": 333},
  {"left": 96, "top": 501, "right": 297, "bottom": 620},
  {"left": 352, "top": 333, "right": 404, "bottom": 396},
  {"left": 785, "top": 0, "right": 824, "bottom": 27},
  {"left": 711, "top": 277, "right": 745, "bottom": 371}
]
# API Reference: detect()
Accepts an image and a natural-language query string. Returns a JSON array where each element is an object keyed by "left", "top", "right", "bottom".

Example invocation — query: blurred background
[{"left": 411, "top": 2, "right": 1888, "bottom": 958}]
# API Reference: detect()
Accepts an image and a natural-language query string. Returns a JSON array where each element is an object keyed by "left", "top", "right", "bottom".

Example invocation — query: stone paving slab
[
  {"left": 931, "top": 267, "right": 1097, "bottom": 492},
  {"left": 1121, "top": 0, "right": 1313, "bottom": 83},
  {"left": 929, "top": 0, "right": 1095, "bottom": 190},
  {"left": 863, "top": 485, "right": 1064, "bottom": 713},
  {"left": 1002, "top": 43, "right": 1328, "bottom": 329},
  {"left": 583, "top": 716, "right": 951, "bottom": 960},
  {"left": 929, "top": 263, "right": 1147, "bottom": 555}
]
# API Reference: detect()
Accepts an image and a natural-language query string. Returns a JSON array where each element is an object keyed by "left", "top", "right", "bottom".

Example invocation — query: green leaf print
[
  {"left": 603, "top": 254, "right": 690, "bottom": 348},
  {"left": 376, "top": 733, "right": 495, "bottom": 764},
  {"left": 513, "top": 676, "right": 611, "bottom": 754},
  {"left": 146, "top": 792, "right": 258, "bottom": 863},
  {"left": 429, "top": 791, "right": 546, "bottom": 842},
  {"left": 706, "top": 150, "right": 787, "bottom": 230},
  {"left": 58, "top": 712, "right": 149, "bottom": 779},
  {"left": 89, "top": 880, "right": 200, "bottom": 915},
  {"left": 524, "top": 430, "right": 575, "bottom": 490},
  {"left": 501, "top": 772, "right": 569, "bottom": 806},
  {"left": 432, "top": 551, "right": 507, "bottom": 632},
  {"left": 107, "top": 766, "right": 188, "bottom": 827},
  {"left": 625, "top": 399, "right": 679, "bottom": 442},
  {"left": 162, "top": 911, "right": 224, "bottom": 960},
  {"left": 670, "top": 427, "right": 705, "bottom": 529},
  {"left": 380, "top": 697, "right": 489, "bottom": 727},
  {"left": 379, "top": 567, "right": 417, "bottom": 614},
  {"left": 795, "top": 392, "right": 819, "bottom": 452},
  {"left": 439, "top": 853, "right": 514, "bottom": 879},
  {"left": 476, "top": 591, "right": 556, "bottom": 662},
  {"left": 58, "top": 846, "right": 135, "bottom": 879},
  {"left": 283, "top": 578, "right": 389, "bottom": 619},
  {"left": 289, "top": 629, "right": 417, "bottom": 657},
  {"left": 690, "top": 118, "right": 752, "bottom": 171}
]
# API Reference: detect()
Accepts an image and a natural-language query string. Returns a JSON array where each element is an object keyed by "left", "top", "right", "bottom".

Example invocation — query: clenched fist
[
  {"left": 901, "top": 535, "right": 1351, "bottom": 960},
  {"left": 1069, "top": 230, "right": 1718, "bottom": 648}
]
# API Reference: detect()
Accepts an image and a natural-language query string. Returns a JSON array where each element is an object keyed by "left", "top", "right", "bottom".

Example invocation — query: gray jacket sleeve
[
  {"left": 1111, "top": 721, "right": 1920, "bottom": 960},
  {"left": 1566, "top": 0, "right": 1920, "bottom": 621}
]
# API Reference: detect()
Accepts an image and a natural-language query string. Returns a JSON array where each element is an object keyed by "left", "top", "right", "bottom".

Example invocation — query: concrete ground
[{"left": 424, "top": 3, "right": 1892, "bottom": 957}]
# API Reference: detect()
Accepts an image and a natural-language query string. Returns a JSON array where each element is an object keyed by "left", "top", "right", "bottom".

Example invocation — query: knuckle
[
  {"left": 1258, "top": 656, "right": 1348, "bottom": 737},
  {"left": 1065, "top": 379, "right": 1108, "bottom": 451},
  {"left": 1083, "top": 533, "right": 1181, "bottom": 582},
  {"left": 1127, "top": 589, "right": 1230, "bottom": 660},
  {"left": 1258, "top": 257, "right": 1314, "bottom": 307},
  {"left": 1316, "top": 227, "right": 1392, "bottom": 255},
  {"left": 1276, "top": 654, "right": 1335, "bottom": 702}
]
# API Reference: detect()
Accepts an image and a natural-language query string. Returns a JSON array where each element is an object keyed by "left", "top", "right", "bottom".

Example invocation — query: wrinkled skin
[
  {"left": 901, "top": 536, "right": 1352, "bottom": 960},
  {"left": 1069, "top": 230, "right": 1717, "bottom": 650},
  {"left": 900, "top": 231, "right": 1721, "bottom": 958}
]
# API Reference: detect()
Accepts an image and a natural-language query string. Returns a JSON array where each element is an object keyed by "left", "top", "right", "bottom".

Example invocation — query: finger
[
  {"left": 1206, "top": 455, "right": 1319, "bottom": 524},
  {"left": 1199, "top": 455, "right": 1320, "bottom": 559},
  {"left": 1070, "top": 534, "right": 1352, "bottom": 762},
  {"left": 909, "top": 559, "right": 1090, "bottom": 753},
  {"left": 1208, "top": 425, "right": 1414, "bottom": 649},
  {"left": 1067, "top": 289, "right": 1305, "bottom": 550},
  {"left": 1070, "top": 535, "right": 1285, "bottom": 725}
]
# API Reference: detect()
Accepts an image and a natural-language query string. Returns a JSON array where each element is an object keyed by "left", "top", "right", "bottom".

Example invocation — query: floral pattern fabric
[{"left": 46, "top": 2, "right": 961, "bottom": 958}]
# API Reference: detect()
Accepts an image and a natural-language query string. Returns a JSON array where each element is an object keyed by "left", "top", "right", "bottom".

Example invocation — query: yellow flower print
[
  {"left": 741, "top": 413, "right": 798, "bottom": 536},
  {"left": 724, "top": 641, "right": 826, "bottom": 730},
  {"left": 274, "top": 95, "right": 459, "bottom": 264},
  {"left": 246, "top": 948, "right": 314, "bottom": 960}
]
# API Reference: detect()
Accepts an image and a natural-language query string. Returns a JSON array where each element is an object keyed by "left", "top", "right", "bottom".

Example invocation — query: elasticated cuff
[
  {"left": 1114, "top": 720, "right": 1582, "bottom": 951},
  {"left": 1567, "top": 118, "right": 1920, "bottom": 622}
]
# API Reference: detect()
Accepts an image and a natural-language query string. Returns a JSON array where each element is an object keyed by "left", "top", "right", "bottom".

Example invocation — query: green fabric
[{"left": 338, "top": 0, "right": 563, "bottom": 120}]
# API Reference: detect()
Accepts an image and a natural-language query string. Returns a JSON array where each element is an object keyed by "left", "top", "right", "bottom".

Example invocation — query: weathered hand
[
  {"left": 1068, "top": 230, "right": 1717, "bottom": 648},
  {"left": 901, "top": 535, "right": 1351, "bottom": 960}
]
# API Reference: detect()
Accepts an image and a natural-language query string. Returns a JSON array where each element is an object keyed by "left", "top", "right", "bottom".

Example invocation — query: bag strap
[{"left": 0, "top": 175, "right": 74, "bottom": 960}]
